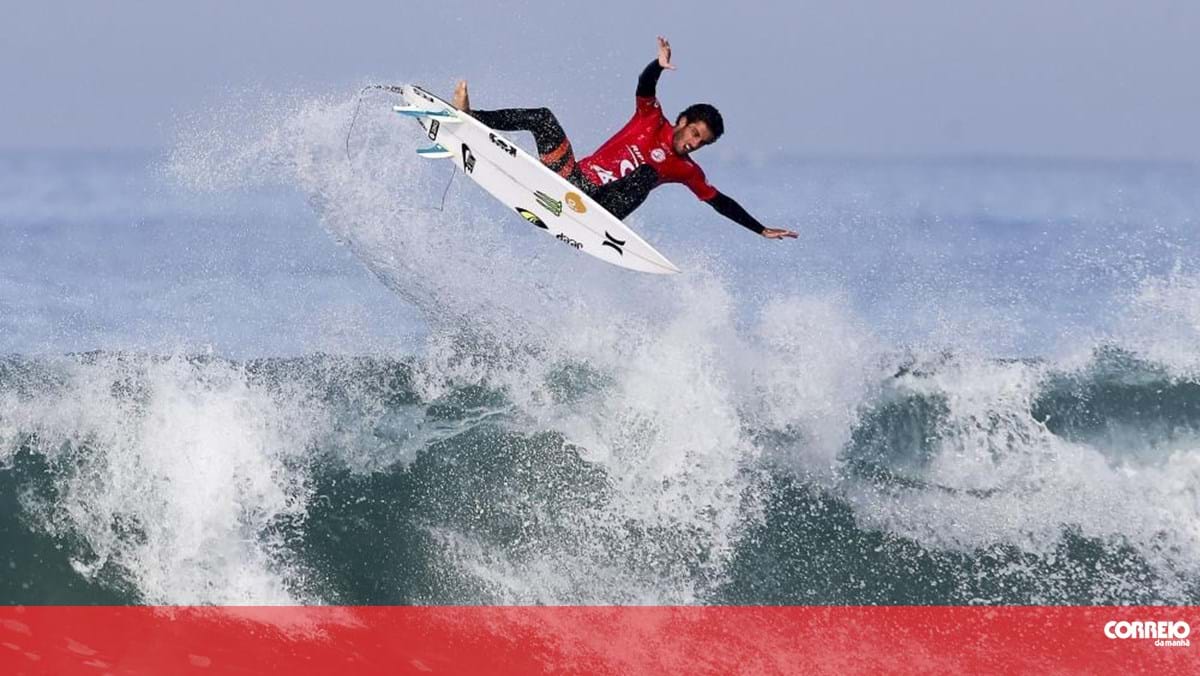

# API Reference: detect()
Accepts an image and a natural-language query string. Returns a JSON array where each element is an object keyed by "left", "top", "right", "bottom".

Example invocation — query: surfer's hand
[
  {"left": 761, "top": 227, "right": 798, "bottom": 240},
  {"left": 657, "top": 36, "right": 675, "bottom": 70}
]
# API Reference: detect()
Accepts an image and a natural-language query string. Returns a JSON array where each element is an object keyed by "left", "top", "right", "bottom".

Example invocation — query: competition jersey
[{"left": 578, "top": 96, "right": 718, "bottom": 201}]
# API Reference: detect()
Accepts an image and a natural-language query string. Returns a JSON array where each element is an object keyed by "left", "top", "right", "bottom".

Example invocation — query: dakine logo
[
  {"left": 601, "top": 231, "right": 627, "bottom": 256},
  {"left": 650, "top": 148, "right": 666, "bottom": 163},
  {"left": 427, "top": 119, "right": 440, "bottom": 141},
  {"left": 564, "top": 191, "right": 586, "bottom": 214},
  {"left": 516, "top": 207, "right": 548, "bottom": 229},
  {"left": 461, "top": 144, "right": 476, "bottom": 174},
  {"left": 535, "top": 191, "right": 563, "bottom": 216},
  {"left": 490, "top": 133, "right": 517, "bottom": 156},
  {"left": 555, "top": 233, "right": 583, "bottom": 249},
  {"left": 1104, "top": 620, "right": 1191, "bottom": 648}
]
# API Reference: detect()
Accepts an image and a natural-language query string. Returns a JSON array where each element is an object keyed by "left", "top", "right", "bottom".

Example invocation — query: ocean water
[{"left": 1, "top": 91, "right": 1198, "bottom": 605}]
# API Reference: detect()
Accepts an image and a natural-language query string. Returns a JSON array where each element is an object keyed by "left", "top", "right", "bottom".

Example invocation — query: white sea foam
[
  {"left": 3, "top": 355, "right": 319, "bottom": 604},
  {"left": 152, "top": 87, "right": 1200, "bottom": 604},
  {"left": 1116, "top": 269, "right": 1200, "bottom": 377},
  {"left": 166, "top": 89, "right": 888, "bottom": 602},
  {"left": 842, "top": 353, "right": 1200, "bottom": 601}
]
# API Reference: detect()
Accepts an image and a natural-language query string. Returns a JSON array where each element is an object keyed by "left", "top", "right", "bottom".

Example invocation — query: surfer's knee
[{"left": 530, "top": 107, "right": 561, "bottom": 131}]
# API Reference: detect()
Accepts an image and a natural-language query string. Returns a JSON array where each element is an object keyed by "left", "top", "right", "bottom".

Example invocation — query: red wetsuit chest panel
[{"left": 578, "top": 97, "right": 717, "bottom": 201}]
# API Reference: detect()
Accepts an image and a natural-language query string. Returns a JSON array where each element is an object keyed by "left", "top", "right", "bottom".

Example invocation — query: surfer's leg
[
  {"left": 469, "top": 107, "right": 578, "bottom": 178},
  {"left": 467, "top": 107, "right": 562, "bottom": 150},
  {"left": 586, "top": 164, "right": 658, "bottom": 220}
]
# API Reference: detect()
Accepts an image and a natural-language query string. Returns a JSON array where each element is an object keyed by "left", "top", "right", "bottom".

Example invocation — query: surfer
[{"left": 453, "top": 36, "right": 798, "bottom": 240}]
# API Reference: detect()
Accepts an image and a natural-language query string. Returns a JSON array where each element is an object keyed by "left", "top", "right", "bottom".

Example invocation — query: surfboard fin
[
  {"left": 393, "top": 105, "right": 462, "bottom": 123},
  {"left": 416, "top": 144, "right": 454, "bottom": 159}
]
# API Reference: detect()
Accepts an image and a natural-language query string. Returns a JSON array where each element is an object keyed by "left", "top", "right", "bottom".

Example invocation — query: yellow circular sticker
[{"left": 565, "top": 191, "right": 587, "bottom": 214}]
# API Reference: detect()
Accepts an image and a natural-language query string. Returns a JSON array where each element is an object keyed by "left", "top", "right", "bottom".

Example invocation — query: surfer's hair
[{"left": 676, "top": 104, "right": 724, "bottom": 140}]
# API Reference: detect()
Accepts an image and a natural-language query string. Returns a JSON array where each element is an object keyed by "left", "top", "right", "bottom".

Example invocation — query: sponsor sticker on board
[
  {"left": 516, "top": 207, "right": 548, "bottom": 229},
  {"left": 535, "top": 191, "right": 563, "bottom": 217},
  {"left": 565, "top": 191, "right": 586, "bottom": 214}
]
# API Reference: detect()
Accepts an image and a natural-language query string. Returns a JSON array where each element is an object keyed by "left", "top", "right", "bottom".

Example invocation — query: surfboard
[{"left": 395, "top": 85, "right": 681, "bottom": 275}]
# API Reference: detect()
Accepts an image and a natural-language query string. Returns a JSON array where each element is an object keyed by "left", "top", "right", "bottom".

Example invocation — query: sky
[{"left": 2, "top": 0, "right": 1198, "bottom": 160}]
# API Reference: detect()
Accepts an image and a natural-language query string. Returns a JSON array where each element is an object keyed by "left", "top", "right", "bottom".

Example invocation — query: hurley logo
[{"left": 602, "top": 231, "right": 626, "bottom": 256}]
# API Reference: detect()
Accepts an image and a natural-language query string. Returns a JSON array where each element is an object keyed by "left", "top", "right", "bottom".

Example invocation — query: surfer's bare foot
[{"left": 453, "top": 80, "right": 471, "bottom": 112}]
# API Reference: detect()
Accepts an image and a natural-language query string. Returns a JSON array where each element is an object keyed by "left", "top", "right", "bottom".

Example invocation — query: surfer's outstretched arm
[
  {"left": 707, "top": 192, "right": 798, "bottom": 239},
  {"left": 637, "top": 60, "right": 665, "bottom": 98},
  {"left": 636, "top": 36, "right": 675, "bottom": 99}
]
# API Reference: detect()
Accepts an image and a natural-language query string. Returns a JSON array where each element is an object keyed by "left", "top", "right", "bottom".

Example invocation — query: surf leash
[{"left": 346, "top": 84, "right": 457, "bottom": 213}]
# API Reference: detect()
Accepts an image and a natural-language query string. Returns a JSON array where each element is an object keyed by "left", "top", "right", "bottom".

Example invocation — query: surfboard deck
[{"left": 396, "top": 85, "right": 681, "bottom": 275}]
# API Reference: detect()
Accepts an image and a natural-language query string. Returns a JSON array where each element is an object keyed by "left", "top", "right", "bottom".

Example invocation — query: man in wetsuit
[{"left": 453, "top": 36, "right": 798, "bottom": 240}]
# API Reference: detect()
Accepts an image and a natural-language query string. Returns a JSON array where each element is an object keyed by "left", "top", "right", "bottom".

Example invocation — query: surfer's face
[{"left": 672, "top": 119, "right": 714, "bottom": 156}]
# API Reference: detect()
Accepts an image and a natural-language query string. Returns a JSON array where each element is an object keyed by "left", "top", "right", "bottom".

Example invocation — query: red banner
[{"left": 1, "top": 606, "right": 1195, "bottom": 675}]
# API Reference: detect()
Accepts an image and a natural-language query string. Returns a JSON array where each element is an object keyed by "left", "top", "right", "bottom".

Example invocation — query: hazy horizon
[{"left": 2, "top": 1, "right": 1197, "bottom": 161}]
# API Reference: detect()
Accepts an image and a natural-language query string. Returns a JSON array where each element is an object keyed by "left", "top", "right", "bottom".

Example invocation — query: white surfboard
[{"left": 395, "top": 84, "right": 681, "bottom": 275}]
